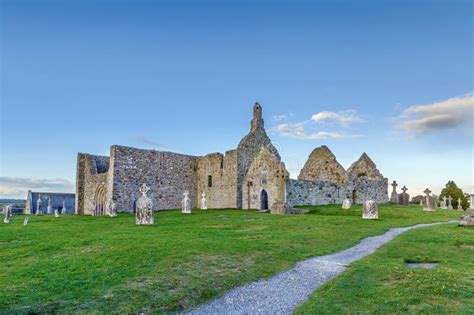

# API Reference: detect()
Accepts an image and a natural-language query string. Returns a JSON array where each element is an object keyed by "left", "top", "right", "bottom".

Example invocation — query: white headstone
[
  {"left": 54, "top": 209, "right": 59, "bottom": 218},
  {"left": 390, "top": 181, "right": 399, "bottom": 204},
  {"left": 62, "top": 200, "right": 67, "bottom": 215},
  {"left": 182, "top": 191, "right": 192, "bottom": 214},
  {"left": 422, "top": 188, "right": 435, "bottom": 211},
  {"left": 3, "top": 205, "right": 11, "bottom": 224},
  {"left": 108, "top": 200, "right": 117, "bottom": 217},
  {"left": 447, "top": 196, "right": 453, "bottom": 210},
  {"left": 200, "top": 192, "right": 208, "bottom": 210},
  {"left": 23, "top": 216, "right": 29, "bottom": 226},
  {"left": 441, "top": 196, "right": 447, "bottom": 209},
  {"left": 342, "top": 198, "right": 352, "bottom": 209},
  {"left": 136, "top": 184, "right": 154, "bottom": 225},
  {"left": 457, "top": 198, "right": 463, "bottom": 210},
  {"left": 470, "top": 194, "right": 474, "bottom": 211},
  {"left": 363, "top": 200, "right": 378, "bottom": 219},
  {"left": 47, "top": 196, "right": 52, "bottom": 214},
  {"left": 36, "top": 195, "right": 43, "bottom": 215}
]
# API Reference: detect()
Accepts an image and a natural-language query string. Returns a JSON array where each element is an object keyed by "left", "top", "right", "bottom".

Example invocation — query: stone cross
[
  {"left": 3, "top": 205, "right": 11, "bottom": 224},
  {"left": 390, "top": 181, "right": 399, "bottom": 204},
  {"left": 200, "top": 192, "right": 208, "bottom": 210},
  {"left": 136, "top": 183, "right": 153, "bottom": 225},
  {"left": 457, "top": 198, "right": 463, "bottom": 210},
  {"left": 422, "top": 188, "right": 435, "bottom": 211},
  {"left": 47, "top": 196, "right": 52, "bottom": 215},
  {"left": 447, "top": 196, "right": 453, "bottom": 210},
  {"left": 470, "top": 194, "right": 474, "bottom": 211},
  {"left": 401, "top": 186, "right": 408, "bottom": 193},
  {"left": 182, "top": 191, "right": 192, "bottom": 214},
  {"left": 424, "top": 188, "right": 431, "bottom": 196},
  {"left": 23, "top": 217, "right": 29, "bottom": 226},
  {"left": 399, "top": 186, "right": 409, "bottom": 206},
  {"left": 62, "top": 200, "right": 67, "bottom": 215},
  {"left": 54, "top": 209, "right": 59, "bottom": 218},
  {"left": 139, "top": 183, "right": 151, "bottom": 197},
  {"left": 36, "top": 195, "right": 43, "bottom": 215}
]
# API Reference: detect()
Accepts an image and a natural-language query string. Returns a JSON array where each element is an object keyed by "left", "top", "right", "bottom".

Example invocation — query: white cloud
[
  {"left": 270, "top": 122, "right": 359, "bottom": 140},
  {"left": 398, "top": 93, "right": 474, "bottom": 134},
  {"left": 0, "top": 177, "right": 74, "bottom": 199},
  {"left": 311, "top": 110, "right": 365, "bottom": 126}
]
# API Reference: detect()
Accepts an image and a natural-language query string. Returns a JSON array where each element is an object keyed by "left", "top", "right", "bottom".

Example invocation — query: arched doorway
[
  {"left": 260, "top": 189, "right": 269, "bottom": 210},
  {"left": 94, "top": 185, "right": 106, "bottom": 216},
  {"left": 352, "top": 190, "right": 357, "bottom": 204}
]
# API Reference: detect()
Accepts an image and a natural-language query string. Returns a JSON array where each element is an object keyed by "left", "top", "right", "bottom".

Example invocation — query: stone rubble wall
[
  {"left": 351, "top": 176, "right": 389, "bottom": 204},
  {"left": 197, "top": 150, "right": 238, "bottom": 209},
  {"left": 109, "top": 145, "right": 199, "bottom": 212},
  {"left": 298, "top": 146, "right": 348, "bottom": 184},
  {"left": 286, "top": 179, "right": 352, "bottom": 206}
]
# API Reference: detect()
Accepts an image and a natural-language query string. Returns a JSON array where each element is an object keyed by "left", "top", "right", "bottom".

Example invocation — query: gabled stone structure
[
  {"left": 75, "top": 103, "right": 388, "bottom": 214},
  {"left": 298, "top": 146, "right": 348, "bottom": 184}
]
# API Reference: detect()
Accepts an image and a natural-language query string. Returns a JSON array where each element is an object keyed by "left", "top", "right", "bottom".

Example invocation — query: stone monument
[
  {"left": 342, "top": 198, "right": 352, "bottom": 209},
  {"left": 36, "top": 195, "right": 43, "bottom": 215},
  {"left": 390, "top": 181, "right": 399, "bottom": 204},
  {"left": 422, "top": 188, "right": 435, "bottom": 211},
  {"left": 47, "top": 196, "right": 52, "bottom": 215},
  {"left": 469, "top": 194, "right": 474, "bottom": 211},
  {"left": 107, "top": 200, "right": 117, "bottom": 217},
  {"left": 62, "top": 200, "right": 67, "bottom": 215},
  {"left": 447, "top": 196, "right": 453, "bottom": 210},
  {"left": 441, "top": 196, "right": 447, "bottom": 209},
  {"left": 363, "top": 200, "right": 378, "bottom": 219},
  {"left": 23, "top": 217, "right": 29, "bottom": 226},
  {"left": 182, "top": 191, "right": 192, "bottom": 214},
  {"left": 3, "top": 205, "right": 11, "bottom": 224},
  {"left": 457, "top": 198, "right": 463, "bottom": 210},
  {"left": 200, "top": 192, "right": 208, "bottom": 210},
  {"left": 54, "top": 209, "right": 59, "bottom": 218},
  {"left": 135, "top": 183, "right": 154, "bottom": 225},
  {"left": 398, "top": 186, "right": 410, "bottom": 206}
]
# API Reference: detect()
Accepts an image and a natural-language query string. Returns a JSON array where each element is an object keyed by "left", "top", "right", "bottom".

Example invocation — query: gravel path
[{"left": 187, "top": 220, "right": 457, "bottom": 315}]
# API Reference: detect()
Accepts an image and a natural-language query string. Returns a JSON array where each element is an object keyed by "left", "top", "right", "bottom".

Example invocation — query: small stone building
[
  {"left": 75, "top": 104, "right": 388, "bottom": 214},
  {"left": 25, "top": 191, "right": 75, "bottom": 214}
]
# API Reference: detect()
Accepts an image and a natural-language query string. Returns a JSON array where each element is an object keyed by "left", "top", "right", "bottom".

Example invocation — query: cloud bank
[
  {"left": 398, "top": 94, "right": 474, "bottom": 134},
  {"left": 0, "top": 177, "right": 75, "bottom": 199},
  {"left": 311, "top": 110, "right": 366, "bottom": 126}
]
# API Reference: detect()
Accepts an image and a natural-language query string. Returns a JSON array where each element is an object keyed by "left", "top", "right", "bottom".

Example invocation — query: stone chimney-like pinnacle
[{"left": 251, "top": 102, "right": 264, "bottom": 131}]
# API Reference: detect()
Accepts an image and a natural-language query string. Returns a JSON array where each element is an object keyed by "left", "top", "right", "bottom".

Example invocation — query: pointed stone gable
[
  {"left": 298, "top": 145, "right": 348, "bottom": 184},
  {"left": 347, "top": 152, "right": 384, "bottom": 180}
]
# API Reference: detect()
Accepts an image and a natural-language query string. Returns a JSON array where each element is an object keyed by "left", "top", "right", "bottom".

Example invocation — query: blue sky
[{"left": 1, "top": 0, "right": 473, "bottom": 199}]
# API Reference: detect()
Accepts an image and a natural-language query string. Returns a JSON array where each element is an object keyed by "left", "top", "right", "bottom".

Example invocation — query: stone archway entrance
[
  {"left": 260, "top": 189, "right": 269, "bottom": 210},
  {"left": 94, "top": 185, "right": 106, "bottom": 216},
  {"left": 352, "top": 190, "right": 358, "bottom": 204}
]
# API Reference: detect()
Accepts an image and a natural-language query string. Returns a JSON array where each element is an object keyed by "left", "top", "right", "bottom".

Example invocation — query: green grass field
[
  {"left": 0, "top": 204, "right": 466, "bottom": 314},
  {"left": 296, "top": 223, "right": 474, "bottom": 314}
]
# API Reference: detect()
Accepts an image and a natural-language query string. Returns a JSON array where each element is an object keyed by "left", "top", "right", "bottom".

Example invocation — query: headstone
[
  {"left": 441, "top": 196, "right": 447, "bottom": 209},
  {"left": 422, "top": 188, "right": 435, "bottom": 211},
  {"left": 108, "top": 200, "right": 117, "bottom": 217},
  {"left": 419, "top": 199, "right": 423, "bottom": 206},
  {"left": 62, "top": 200, "right": 67, "bottom": 215},
  {"left": 23, "top": 217, "right": 29, "bottom": 226},
  {"left": 135, "top": 183, "right": 154, "bottom": 225},
  {"left": 457, "top": 198, "right": 463, "bottom": 210},
  {"left": 36, "top": 195, "right": 43, "bottom": 215},
  {"left": 54, "top": 209, "right": 59, "bottom": 218},
  {"left": 200, "top": 192, "right": 208, "bottom": 210},
  {"left": 469, "top": 194, "right": 474, "bottom": 211},
  {"left": 447, "top": 196, "right": 453, "bottom": 210},
  {"left": 398, "top": 186, "right": 410, "bottom": 206},
  {"left": 432, "top": 195, "right": 438, "bottom": 208},
  {"left": 363, "top": 200, "right": 378, "bottom": 219},
  {"left": 3, "top": 205, "right": 11, "bottom": 224},
  {"left": 342, "top": 198, "right": 352, "bottom": 209},
  {"left": 182, "top": 191, "right": 192, "bottom": 214},
  {"left": 390, "top": 181, "right": 399, "bottom": 204},
  {"left": 47, "top": 196, "right": 52, "bottom": 215},
  {"left": 459, "top": 207, "right": 474, "bottom": 226}
]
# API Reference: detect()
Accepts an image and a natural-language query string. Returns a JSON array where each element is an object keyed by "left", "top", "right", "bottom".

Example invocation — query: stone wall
[
  {"left": 197, "top": 150, "right": 238, "bottom": 209},
  {"left": 351, "top": 176, "right": 388, "bottom": 204},
  {"left": 242, "top": 148, "right": 288, "bottom": 210},
  {"left": 286, "top": 179, "right": 352, "bottom": 206},
  {"left": 109, "top": 145, "right": 199, "bottom": 212}
]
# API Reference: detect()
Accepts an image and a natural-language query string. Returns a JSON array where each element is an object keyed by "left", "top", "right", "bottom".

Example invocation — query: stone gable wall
[
  {"left": 286, "top": 179, "right": 352, "bottom": 206},
  {"left": 298, "top": 146, "right": 348, "bottom": 184},
  {"left": 197, "top": 150, "right": 238, "bottom": 209},
  {"left": 110, "top": 145, "right": 199, "bottom": 212}
]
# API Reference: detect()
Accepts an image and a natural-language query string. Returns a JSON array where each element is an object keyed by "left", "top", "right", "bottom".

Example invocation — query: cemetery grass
[
  {"left": 0, "top": 204, "right": 463, "bottom": 314},
  {"left": 296, "top": 223, "right": 474, "bottom": 314}
]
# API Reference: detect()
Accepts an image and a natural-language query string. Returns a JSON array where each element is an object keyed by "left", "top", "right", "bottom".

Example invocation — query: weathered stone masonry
[{"left": 76, "top": 103, "right": 388, "bottom": 214}]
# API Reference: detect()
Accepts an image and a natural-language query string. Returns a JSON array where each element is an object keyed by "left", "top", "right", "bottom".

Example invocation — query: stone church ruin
[{"left": 75, "top": 103, "right": 388, "bottom": 215}]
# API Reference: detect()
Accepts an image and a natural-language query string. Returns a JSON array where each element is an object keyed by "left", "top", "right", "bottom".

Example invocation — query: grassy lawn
[
  {"left": 296, "top": 223, "right": 474, "bottom": 314},
  {"left": 0, "top": 204, "right": 464, "bottom": 314}
]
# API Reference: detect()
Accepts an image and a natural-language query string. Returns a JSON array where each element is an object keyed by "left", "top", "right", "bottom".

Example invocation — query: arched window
[{"left": 208, "top": 175, "right": 213, "bottom": 187}]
